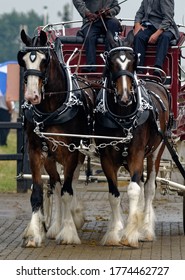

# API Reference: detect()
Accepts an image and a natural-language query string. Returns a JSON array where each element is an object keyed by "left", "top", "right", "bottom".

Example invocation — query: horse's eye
[{"left": 128, "top": 51, "right": 134, "bottom": 57}]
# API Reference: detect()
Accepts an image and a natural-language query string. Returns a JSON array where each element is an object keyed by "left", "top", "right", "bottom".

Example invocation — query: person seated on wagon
[
  {"left": 72, "top": 0, "right": 122, "bottom": 73},
  {"left": 133, "top": 0, "right": 180, "bottom": 78}
]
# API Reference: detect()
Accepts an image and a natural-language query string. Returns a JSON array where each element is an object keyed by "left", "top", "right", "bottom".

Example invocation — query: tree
[
  {"left": 57, "top": 4, "right": 72, "bottom": 28},
  {"left": 0, "top": 10, "right": 43, "bottom": 62}
]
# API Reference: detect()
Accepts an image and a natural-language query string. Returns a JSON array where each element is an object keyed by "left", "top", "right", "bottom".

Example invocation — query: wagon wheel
[
  {"left": 43, "top": 183, "right": 53, "bottom": 231},
  {"left": 183, "top": 191, "right": 185, "bottom": 234}
]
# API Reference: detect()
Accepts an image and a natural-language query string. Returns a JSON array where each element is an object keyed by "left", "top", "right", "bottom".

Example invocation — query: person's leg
[
  {"left": 133, "top": 26, "right": 155, "bottom": 67},
  {"left": 81, "top": 20, "right": 102, "bottom": 71},
  {"left": 155, "top": 31, "right": 174, "bottom": 68}
]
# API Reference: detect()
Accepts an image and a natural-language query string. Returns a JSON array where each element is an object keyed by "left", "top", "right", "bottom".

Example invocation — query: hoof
[
  {"left": 119, "top": 239, "right": 139, "bottom": 248},
  {"left": 46, "top": 224, "right": 61, "bottom": 240},
  {"left": 21, "top": 237, "right": 41, "bottom": 248},
  {"left": 139, "top": 236, "right": 154, "bottom": 242},
  {"left": 56, "top": 237, "right": 81, "bottom": 245},
  {"left": 103, "top": 241, "right": 121, "bottom": 246}
]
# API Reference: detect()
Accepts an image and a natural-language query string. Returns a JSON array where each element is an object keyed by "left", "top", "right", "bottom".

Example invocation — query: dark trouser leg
[
  {"left": 155, "top": 31, "right": 174, "bottom": 68},
  {"left": 82, "top": 21, "right": 102, "bottom": 70},
  {"left": 133, "top": 26, "right": 156, "bottom": 66},
  {"left": 81, "top": 18, "right": 121, "bottom": 70}
]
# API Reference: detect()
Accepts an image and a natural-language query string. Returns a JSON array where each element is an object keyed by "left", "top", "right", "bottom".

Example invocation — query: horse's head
[
  {"left": 105, "top": 31, "right": 138, "bottom": 106},
  {"left": 17, "top": 29, "right": 51, "bottom": 105}
]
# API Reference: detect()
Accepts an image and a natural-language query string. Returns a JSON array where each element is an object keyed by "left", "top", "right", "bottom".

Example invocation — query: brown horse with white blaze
[
  {"left": 94, "top": 31, "right": 171, "bottom": 247},
  {"left": 17, "top": 29, "right": 95, "bottom": 247}
]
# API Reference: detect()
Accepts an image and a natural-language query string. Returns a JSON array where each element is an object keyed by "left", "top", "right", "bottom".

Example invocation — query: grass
[{"left": 0, "top": 131, "right": 17, "bottom": 192}]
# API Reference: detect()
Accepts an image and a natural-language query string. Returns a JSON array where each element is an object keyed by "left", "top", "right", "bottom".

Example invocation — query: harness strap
[
  {"left": 149, "top": 90, "right": 167, "bottom": 111},
  {"left": 75, "top": 22, "right": 93, "bottom": 73},
  {"left": 112, "top": 70, "right": 135, "bottom": 82},
  {"left": 24, "top": 69, "right": 45, "bottom": 79},
  {"left": 99, "top": 14, "right": 107, "bottom": 32}
]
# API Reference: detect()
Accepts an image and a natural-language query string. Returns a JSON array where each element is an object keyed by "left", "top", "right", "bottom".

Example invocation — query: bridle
[
  {"left": 106, "top": 46, "right": 135, "bottom": 78},
  {"left": 104, "top": 46, "right": 138, "bottom": 104},
  {"left": 17, "top": 46, "right": 51, "bottom": 87}
]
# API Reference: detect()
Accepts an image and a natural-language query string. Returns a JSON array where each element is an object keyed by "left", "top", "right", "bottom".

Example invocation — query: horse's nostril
[{"left": 34, "top": 95, "right": 38, "bottom": 100}]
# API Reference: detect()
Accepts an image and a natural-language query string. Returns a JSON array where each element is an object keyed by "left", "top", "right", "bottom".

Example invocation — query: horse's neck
[
  {"left": 38, "top": 64, "right": 68, "bottom": 113},
  {"left": 41, "top": 57, "right": 68, "bottom": 112},
  {"left": 37, "top": 94, "right": 66, "bottom": 113},
  {"left": 48, "top": 57, "right": 67, "bottom": 91}
]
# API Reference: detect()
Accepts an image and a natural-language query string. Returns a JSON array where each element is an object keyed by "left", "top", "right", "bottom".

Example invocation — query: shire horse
[
  {"left": 95, "top": 32, "right": 171, "bottom": 247},
  {"left": 17, "top": 29, "right": 94, "bottom": 247}
]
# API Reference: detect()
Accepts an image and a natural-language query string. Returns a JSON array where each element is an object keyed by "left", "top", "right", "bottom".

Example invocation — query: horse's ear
[
  {"left": 106, "top": 30, "right": 119, "bottom": 50},
  {"left": 39, "top": 30, "right": 48, "bottom": 46},
  {"left": 122, "top": 29, "right": 134, "bottom": 47},
  {"left": 20, "top": 29, "right": 32, "bottom": 46}
]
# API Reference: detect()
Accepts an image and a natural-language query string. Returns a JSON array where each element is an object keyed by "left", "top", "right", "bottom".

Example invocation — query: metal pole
[{"left": 19, "top": 173, "right": 185, "bottom": 192}]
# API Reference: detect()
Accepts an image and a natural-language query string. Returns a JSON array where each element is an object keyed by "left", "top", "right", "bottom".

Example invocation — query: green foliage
[
  {"left": 63, "top": 4, "right": 72, "bottom": 22},
  {"left": 57, "top": 4, "right": 72, "bottom": 28},
  {"left": 0, "top": 10, "right": 43, "bottom": 62},
  {"left": 0, "top": 131, "right": 17, "bottom": 192}
]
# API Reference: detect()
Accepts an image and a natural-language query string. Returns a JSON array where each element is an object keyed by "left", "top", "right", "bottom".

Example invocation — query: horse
[
  {"left": 94, "top": 31, "right": 171, "bottom": 247},
  {"left": 17, "top": 29, "right": 95, "bottom": 247}
]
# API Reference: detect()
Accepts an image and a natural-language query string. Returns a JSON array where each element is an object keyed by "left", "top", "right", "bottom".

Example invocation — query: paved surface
[{"left": 0, "top": 183, "right": 184, "bottom": 260}]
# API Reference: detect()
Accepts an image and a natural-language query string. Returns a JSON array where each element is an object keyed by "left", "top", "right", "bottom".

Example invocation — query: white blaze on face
[
  {"left": 23, "top": 52, "right": 45, "bottom": 104},
  {"left": 116, "top": 54, "right": 131, "bottom": 102}
]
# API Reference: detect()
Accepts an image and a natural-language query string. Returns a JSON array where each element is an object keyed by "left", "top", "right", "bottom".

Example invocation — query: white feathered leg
[
  {"left": 71, "top": 163, "right": 85, "bottom": 229},
  {"left": 22, "top": 209, "right": 45, "bottom": 247},
  {"left": 46, "top": 182, "right": 62, "bottom": 239},
  {"left": 140, "top": 172, "right": 156, "bottom": 241},
  {"left": 120, "top": 182, "right": 141, "bottom": 247},
  {"left": 101, "top": 194, "right": 124, "bottom": 245},
  {"left": 138, "top": 146, "right": 161, "bottom": 241},
  {"left": 56, "top": 192, "right": 81, "bottom": 244}
]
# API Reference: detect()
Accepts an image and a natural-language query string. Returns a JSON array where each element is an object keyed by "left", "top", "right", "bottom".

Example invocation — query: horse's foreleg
[
  {"left": 120, "top": 180, "right": 142, "bottom": 248},
  {"left": 22, "top": 182, "right": 45, "bottom": 247},
  {"left": 56, "top": 191, "right": 81, "bottom": 244},
  {"left": 71, "top": 159, "right": 85, "bottom": 229},
  {"left": 140, "top": 144, "right": 164, "bottom": 241},
  {"left": 46, "top": 181, "right": 62, "bottom": 239},
  {"left": 140, "top": 174, "right": 156, "bottom": 241},
  {"left": 44, "top": 160, "right": 63, "bottom": 239},
  {"left": 101, "top": 191, "right": 124, "bottom": 246},
  {"left": 101, "top": 157, "right": 124, "bottom": 246},
  {"left": 56, "top": 154, "right": 81, "bottom": 245}
]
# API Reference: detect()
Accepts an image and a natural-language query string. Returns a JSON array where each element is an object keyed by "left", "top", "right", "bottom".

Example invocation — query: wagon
[{"left": 19, "top": 19, "right": 185, "bottom": 237}]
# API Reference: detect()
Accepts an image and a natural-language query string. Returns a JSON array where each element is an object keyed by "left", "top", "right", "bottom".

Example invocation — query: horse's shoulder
[{"left": 141, "top": 80, "right": 170, "bottom": 113}]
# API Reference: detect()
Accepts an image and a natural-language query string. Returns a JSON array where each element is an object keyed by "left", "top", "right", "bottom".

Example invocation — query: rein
[
  {"left": 75, "top": 75, "right": 115, "bottom": 94},
  {"left": 75, "top": 22, "right": 93, "bottom": 73}
]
